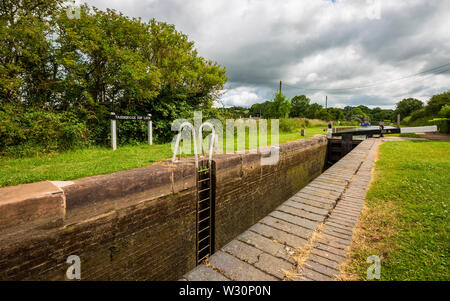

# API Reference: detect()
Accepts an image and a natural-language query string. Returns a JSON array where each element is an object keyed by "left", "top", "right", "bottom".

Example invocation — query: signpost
[{"left": 110, "top": 112, "right": 153, "bottom": 150}]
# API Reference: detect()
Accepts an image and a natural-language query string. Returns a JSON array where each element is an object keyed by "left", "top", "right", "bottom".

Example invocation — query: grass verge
[
  {"left": 0, "top": 127, "right": 325, "bottom": 187},
  {"left": 342, "top": 140, "right": 450, "bottom": 280}
]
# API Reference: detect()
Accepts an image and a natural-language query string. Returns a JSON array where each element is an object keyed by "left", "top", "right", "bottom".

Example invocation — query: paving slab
[
  {"left": 208, "top": 251, "right": 278, "bottom": 281},
  {"left": 182, "top": 264, "right": 230, "bottom": 281},
  {"left": 249, "top": 223, "right": 308, "bottom": 249}
]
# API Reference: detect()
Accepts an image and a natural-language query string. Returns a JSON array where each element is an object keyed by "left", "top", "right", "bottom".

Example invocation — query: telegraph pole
[
  {"left": 325, "top": 95, "right": 328, "bottom": 109},
  {"left": 279, "top": 80, "right": 282, "bottom": 94}
]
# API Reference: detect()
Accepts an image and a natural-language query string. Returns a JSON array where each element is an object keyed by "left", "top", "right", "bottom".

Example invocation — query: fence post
[
  {"left": 148, "top": 114, "right": 153, "bottom": 145},
  {"left": 111, "top": 112, "right": 117, "bottom": 150}
]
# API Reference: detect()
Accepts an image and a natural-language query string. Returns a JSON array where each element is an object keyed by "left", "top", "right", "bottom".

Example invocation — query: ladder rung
[
  {"left": 198, "top": 216, "right": 210, "bottom": 224},
  {"left": 198, "top": 178, "right": 210, "bottom": 183},
  {"left": 198, "top": 226, "right": 210, "bottom": 234},
  {"left": 199, "top": 207, "right": 210, "bottom": 214},
  {"left": 198, "top": 245, "right": 210, "bottom": 254},
  {"left": 198, "top": 187, "right": 210, "bottom": 193},
  {"left": 198, "top": 168, "right": 210, "bottom": 173},
  {"left": 198, "top": 235, "right": 210, "bottom": 244},
  {"left": 199, "top": 197, "right": 210, "bottom": 203},
  {"left": 198, "top": 254, "right": 209, "bottom": 263}
]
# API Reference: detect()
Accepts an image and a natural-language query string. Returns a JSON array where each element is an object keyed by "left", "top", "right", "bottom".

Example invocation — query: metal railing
[{"left": 172, "top": 122, "right": 216, "bottom": 168}]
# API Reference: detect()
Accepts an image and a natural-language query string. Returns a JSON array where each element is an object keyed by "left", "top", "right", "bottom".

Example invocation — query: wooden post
[
  {"left": 301, "top": 129, "right": 305, "bottom": 137},
  {"left": 379, "top": 121, "right": 385, "bottom": 137},
  {"left": 148, "top": 114, "right": 153, "bottom": 145},
  {"left": 325, "top": 95, "right": 328, "bottom": 109},
  {"left": 397, "top": 114, "right": 401, "bottom": 128},
  {"left": 111, "top": 112, "right": 117, "bottom": 150}
]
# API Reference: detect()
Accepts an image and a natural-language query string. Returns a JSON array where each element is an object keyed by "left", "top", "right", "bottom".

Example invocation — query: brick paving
[{"left": 181, "top": 138, "right": 380, "bottom": 281}]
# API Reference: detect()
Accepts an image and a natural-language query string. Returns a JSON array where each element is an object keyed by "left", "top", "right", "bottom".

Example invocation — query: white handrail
[
  {"left": 172, "top": 121, "right": 217, "bottom": 168},
  {"left": 198, "top": 122, "right": 216, "bottom": 165},
  {"left": 172, "top": 122, "right": 199, "bottom": 169}
]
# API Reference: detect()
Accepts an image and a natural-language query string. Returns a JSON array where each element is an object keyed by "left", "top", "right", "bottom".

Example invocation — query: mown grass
[
  {"left": 343, "top": 140, "right": 450, "bottom": 280},
  {"left": 0, "top": 127, "right": 326, "bottom": 187},
  {"left": 385, "top": 133, "right": 423, "bottom": 138}
]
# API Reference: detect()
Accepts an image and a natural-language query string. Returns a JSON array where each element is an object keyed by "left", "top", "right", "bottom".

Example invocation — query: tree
[
  {"left": 395, "top": 98, "right": 424, "bottom": 119},
  {"left": 357, "top": 105, "right": 371, "bottom": 116},
  {"left": 371, "top": 107, "right": 394, "bottom": 122},
  {"left": 249, "top": 101, "right": 271, "bottom": 117},
  {"left": 0, "top": 0, "right": 64, "bottom": 104},
  {"left": 438, "top": 104, "right": 450, "bottom": 118},
  {"left": 290, "top": 95, "right": 310, "bottom": 117},
  {"left": 350, "top": 107, "right": 367, "bottom": 123},
  {"left": 315, "top": 109, "right": 333, "bottom": 121},
  {"left": 266, "top": 92, "right": 291, "bottom": 118},
  {"left": 304, "top": 103, "right": 322, "bottom": 119},
  {"left": 0, "top": 1, "right": 228, "bottom": 143},
  {"left": 426, "top": 91, "right": 450, "bottom": 115},
  {"left": 327, "top": 108, "right": 345, "bottom": 121}
]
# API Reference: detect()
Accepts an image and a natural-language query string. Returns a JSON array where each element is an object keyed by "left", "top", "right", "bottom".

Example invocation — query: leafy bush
[
  {"left": 425, "top": 92, "right": 450, "bottom": 115},
  {"left": 410, "top": 108, "right": 427, "bottom": 121},
  {"left": 337, "top": 120, "right": 360, "bottom": 126},
  {"left": 429, "top": 118, "right": 449, "bottom": 134},
  {"left": 266, "top": 92, "right": 291, "bottom": 118},
  {"left": 0, "top": 105, "right": 90, "bottom": 157},
  {"left": 279, "top": 118, "right": 300, "bottom": 132},
  {"left": 402, "top": 116, "right": 412, "bottom": 124},
  {"left": 438, "top": 105, "right": 450, "bottom": 118}
]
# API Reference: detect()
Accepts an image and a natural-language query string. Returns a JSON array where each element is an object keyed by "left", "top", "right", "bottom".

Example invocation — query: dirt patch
[
  {"left": 417, "top": 132, "right": 450, "bottom": 141},
  {"left": 282, "top": 223, "right": 325, "bottom": 280}
]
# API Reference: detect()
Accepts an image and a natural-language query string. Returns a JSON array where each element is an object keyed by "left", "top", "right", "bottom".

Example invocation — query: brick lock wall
[
  {"left": 214, "top": 137, "right": 327, "bottom": 250},
  {"left": 0, "top": 136, "right": 327, "bottom": 280}
]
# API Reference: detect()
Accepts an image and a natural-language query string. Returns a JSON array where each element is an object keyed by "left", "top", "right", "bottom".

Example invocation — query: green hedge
[
  {"left": 429, "top": 118, "right": 449, "bottom": 134},
  {"left": 0, "top": 105, "right": 90, "bottom": 157}
]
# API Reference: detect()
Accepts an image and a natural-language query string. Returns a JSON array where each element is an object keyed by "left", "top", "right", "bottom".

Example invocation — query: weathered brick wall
[
  {"left": 0, "top": 136, "right": 327, "bottom": 280},
  {"left": 214, "top": 137, "right": 327, "bottom": 250}
]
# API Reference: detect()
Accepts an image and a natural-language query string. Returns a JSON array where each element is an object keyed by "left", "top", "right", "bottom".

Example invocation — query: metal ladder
[
  {"left": 172, "top": 122, "right": 216, "bottom": 265},
  {"left": 196, "top": 159, "right": 214, "bottom": 264}
]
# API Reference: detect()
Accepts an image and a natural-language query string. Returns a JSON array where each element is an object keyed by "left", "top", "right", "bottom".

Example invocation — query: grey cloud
[{"left": 82, "top": 0, "right": 450, "bottom": 108}]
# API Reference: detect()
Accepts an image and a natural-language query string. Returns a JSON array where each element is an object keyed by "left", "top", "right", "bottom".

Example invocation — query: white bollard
[
  {"left": 111, "top": 113, "right": 117, "bottom": 150},
  {"left": 148, "top": 114, "right": 153, "bottom": 145}
]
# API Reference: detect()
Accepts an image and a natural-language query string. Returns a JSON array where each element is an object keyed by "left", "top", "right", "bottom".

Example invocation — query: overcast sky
[{"left": 80, "top": 0, "right": 450, "bottom": 109}]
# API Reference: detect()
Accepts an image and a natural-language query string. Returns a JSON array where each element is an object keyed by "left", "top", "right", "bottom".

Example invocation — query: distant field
[
  {"left": 343, "top": 140, "right": 450, "bottom": 280},
  {"left": 0, "top": 127, "right": 325, "bottom": 187}
]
